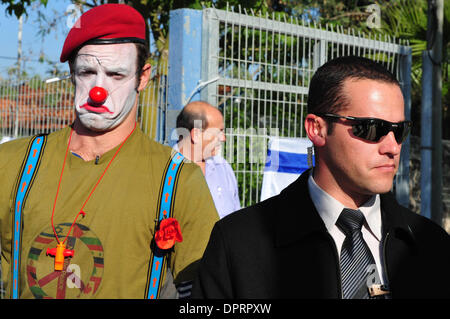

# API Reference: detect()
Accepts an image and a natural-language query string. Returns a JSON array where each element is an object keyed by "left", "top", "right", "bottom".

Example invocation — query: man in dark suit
[{"left": 191, "top": 56, "right": 450, "bottom": 299}]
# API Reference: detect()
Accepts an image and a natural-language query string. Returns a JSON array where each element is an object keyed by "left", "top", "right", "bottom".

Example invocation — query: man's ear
[
  {"left": 137, "top": 63, "right": 152, "bottom": 92},
  {"left": 304, "top": 114, "right": 327, "bottom": 147},
  {"left": 190, "top": 127, "right": 203, "bottom": 144}
]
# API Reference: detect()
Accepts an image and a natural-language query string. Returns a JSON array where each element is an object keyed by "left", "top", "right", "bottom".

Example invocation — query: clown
[
  {"left": 73, "top": 45, "right": 140, "bottom": 132},
  {"left": 58, "top": 4, "right": 153, "bottom": 159},
  {"left": 0, "top": 4, "right": 219, "bottom": 299}
]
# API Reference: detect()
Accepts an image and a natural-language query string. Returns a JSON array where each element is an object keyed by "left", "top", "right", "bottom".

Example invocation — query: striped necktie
[{"left": 336, "top": 208, "right": 376, "bottom": 299}]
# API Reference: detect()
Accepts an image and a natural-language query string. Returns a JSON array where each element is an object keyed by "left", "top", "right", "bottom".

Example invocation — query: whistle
[{"left": 46, "top": 242, "right": 74, "bottom": 271}]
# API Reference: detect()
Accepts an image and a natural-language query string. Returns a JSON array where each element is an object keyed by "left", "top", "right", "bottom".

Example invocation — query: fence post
[
  {"left": 421, "top": 50, "right": 433, "bottom": 219},
  {"left": 395, "top": 49, "right": 412, "bottom": 208},
  {"left": 313, "top": 40, "right": 327, "bottom": 71},
  {"left": 200, "top": 8, "right": 219, "bottom": 105},
  {"left": 167, "top": 9, "right": 203, "bottom": 145}
]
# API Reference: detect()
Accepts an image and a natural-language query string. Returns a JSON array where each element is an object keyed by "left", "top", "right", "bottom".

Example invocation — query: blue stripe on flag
[{"left": 264, "top": 150, "right": 314, "bottom": 174}]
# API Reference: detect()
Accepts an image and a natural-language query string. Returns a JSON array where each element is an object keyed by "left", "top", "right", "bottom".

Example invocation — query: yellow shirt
[{"left": 0, "top": 126, "right": 219, "bottom": 299}]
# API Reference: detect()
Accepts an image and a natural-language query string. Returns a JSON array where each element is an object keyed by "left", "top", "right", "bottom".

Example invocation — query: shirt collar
[{"left": 307, "top": 170, "right": 382, "bottom": 241}]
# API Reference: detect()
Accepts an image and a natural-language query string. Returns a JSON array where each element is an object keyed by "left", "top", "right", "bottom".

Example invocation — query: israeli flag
[{"left": 260, "top": 137, "right": 314, "bottom": 201}]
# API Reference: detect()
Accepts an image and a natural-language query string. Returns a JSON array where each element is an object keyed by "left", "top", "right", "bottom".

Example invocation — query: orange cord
[{"left": 51, "top": 122, "right": 137, "bottom": 245}]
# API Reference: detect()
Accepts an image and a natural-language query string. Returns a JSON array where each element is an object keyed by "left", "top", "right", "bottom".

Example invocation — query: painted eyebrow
[
  {"left": 74, "top": 65, "right": 131, "bottom": 77},
  {"left": 74, "top": 56, "right": 133, "bottom": 75},
  {"left": 75, "top": 64, "right": 97, "bottom": 72},
  {"left": 103, "top": 67, "right": 130, "bottom": 74}
]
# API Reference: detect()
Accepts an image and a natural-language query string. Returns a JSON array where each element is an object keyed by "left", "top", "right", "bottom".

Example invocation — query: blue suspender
[
  {"left": 147, "top": 152, "right": 184, "bottom": 299},
  {"left": 12, "top": 135, "right": 47, "bottom": 299}
]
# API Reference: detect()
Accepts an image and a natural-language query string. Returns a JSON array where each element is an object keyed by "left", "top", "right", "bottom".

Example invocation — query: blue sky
[{"left": 0, "top": 0, "right": 76, "bottom": 80}]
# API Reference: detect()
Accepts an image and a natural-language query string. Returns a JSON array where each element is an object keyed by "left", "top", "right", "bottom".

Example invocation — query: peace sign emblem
[{"left": 26, "top": 223, "right": 104, "bottom": 299}]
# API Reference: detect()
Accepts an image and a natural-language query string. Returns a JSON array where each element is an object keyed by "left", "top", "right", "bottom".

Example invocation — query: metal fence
[
  {"left": 200, "top": 6, "right": 412, "bottom": 207},
  {"left": 0, "top": 62, "right": 168, "bottom": 143}
]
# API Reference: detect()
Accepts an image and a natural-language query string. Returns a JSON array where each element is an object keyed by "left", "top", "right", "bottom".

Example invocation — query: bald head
[
  {"left": 176, "top": 101, "right": 225, "bottom": 161},
  {"left": 176, "top": 101, "right": 223, "bottom": 139}
]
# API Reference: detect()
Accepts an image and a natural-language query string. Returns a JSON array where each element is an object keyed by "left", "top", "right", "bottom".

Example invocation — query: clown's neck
[{"left": 70, "top": 117, "right": 136, "bottom": 162}]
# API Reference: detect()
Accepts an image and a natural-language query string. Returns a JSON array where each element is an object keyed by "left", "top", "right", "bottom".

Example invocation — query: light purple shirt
[
  {"left": 173, "top": 144, "right": 241, "bottom": 218},
  {"left": 204, "top": 156, "right": 241, "bottom": 219}
]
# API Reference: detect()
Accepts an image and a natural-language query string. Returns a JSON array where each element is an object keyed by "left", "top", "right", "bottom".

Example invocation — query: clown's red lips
[{"left": 80, "top": 103, "right": 113, "bottom": 114}]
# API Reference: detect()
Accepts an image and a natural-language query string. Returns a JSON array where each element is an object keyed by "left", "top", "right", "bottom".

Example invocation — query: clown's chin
[
  {"left": 77, "top": 112, "right": 113, "bottom": 132},
  {"left": 76, "top": 108, "right": 133, "bottom": 133}
]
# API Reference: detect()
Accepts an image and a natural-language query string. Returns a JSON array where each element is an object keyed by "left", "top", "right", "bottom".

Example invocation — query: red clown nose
[{"left": 89, "top": 86, "right": 108, "bottom": 104}]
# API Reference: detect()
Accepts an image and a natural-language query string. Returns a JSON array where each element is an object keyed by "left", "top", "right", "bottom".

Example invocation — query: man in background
[{"left": 176, "top": 101, "right": 241, "bottom": 219}]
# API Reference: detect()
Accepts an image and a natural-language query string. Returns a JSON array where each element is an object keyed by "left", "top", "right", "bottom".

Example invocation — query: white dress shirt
[{"left": 307, "top": 171, "right": 386, "bottom": 285}]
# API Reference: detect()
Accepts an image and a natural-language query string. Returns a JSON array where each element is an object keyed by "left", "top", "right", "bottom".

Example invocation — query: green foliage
[
  {"left": 1, "top": 0, "right": 48, "bottom": 18},
  {"left": 374, "top": 0, "right": 449, "bottom": 138},
  {"left": 284, "top": 0, "right": 376, "bottom": 29},
  {"left": 378, "top": 1, "right": 427, "bottom": 81}
]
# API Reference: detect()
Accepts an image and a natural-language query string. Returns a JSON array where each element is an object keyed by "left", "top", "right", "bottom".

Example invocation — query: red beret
[{"left": 60, "top": 4, "right": 146, "bottom": 62}]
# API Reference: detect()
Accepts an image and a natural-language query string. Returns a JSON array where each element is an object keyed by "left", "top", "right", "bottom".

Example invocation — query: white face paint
[{"left": 73, "top": 43, "right": 138, "bottom": 131}]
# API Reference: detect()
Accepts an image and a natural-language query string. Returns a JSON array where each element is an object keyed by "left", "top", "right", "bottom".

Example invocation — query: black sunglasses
[{"left": 314, "top": 113, "right": 412, "bottom": 144}]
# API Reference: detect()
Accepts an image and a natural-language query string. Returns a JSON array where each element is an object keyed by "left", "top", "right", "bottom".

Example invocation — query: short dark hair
[
  {"left": 135, "top": 42, "right": 149, "bottom": 84},
  {"left": 176, "top": 104, "right": 208, "bottom": 141},
  {"left": 307, "top": 56, "right": 400, "bottom": 116}
]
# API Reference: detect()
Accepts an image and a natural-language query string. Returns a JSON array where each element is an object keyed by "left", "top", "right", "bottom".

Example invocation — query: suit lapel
[
  {"left": 271, "top": 169, "right": 341, "bottom": 298},
  {"left": 274, "top": 169, "right": 328, "bottom": 248},
  {"left": 380, "top": 192, "right": 417, "bottom": 297},
  {"left": 380, "top": 192, "right": 415, "bottom": 243}
]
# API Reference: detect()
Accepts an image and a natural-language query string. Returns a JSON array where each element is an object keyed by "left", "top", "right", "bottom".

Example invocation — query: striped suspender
[
  {"left": 11, "top": 134, "right": 47, "bottom": 299},
  {"left": 146, "top": 152, "right": 184, "bottom": 299}
]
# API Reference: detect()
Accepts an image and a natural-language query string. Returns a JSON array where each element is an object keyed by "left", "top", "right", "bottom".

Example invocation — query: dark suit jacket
[{"left": 192, "top": 170, "right": 450, "bottom": 298}]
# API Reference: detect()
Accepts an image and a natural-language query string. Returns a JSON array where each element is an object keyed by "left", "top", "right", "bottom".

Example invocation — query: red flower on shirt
[{"left": 154, "top": 218, "right": 183, "bottom": 250}]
